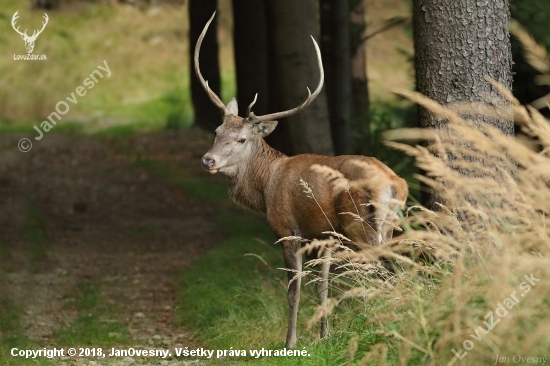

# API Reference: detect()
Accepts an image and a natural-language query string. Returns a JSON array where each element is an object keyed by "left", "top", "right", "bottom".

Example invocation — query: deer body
[
  {"left": 195, "top": 13, "right": 408, "bottom": 349},
  {"left": 226, "top": 135, "right": 405, "bottom": 238}
]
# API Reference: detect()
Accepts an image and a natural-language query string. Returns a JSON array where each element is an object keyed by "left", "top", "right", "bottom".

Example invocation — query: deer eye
[{"left": 238, "top": 138, "right": 246, "bottom": 144}]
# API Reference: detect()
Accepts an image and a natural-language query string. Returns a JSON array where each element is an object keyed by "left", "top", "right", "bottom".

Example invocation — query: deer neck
[{"left": 227, "top": 139, "right": 285, "bottom": 214}]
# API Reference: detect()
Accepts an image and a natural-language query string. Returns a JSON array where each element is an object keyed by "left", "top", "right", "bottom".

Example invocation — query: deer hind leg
[
  {"left": 282, "top": 239, "right": 302, "bottom": 349},
  {"left": 317, "top": 247, "right": 331, "bottom": 339}
]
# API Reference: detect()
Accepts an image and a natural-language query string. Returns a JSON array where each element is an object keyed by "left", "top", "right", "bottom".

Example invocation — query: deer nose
[{"left": 201, "top": 156, "right": 215, "bottom": 170}]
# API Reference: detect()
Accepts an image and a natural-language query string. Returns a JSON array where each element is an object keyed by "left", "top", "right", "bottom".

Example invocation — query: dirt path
[{"left": 0, "top": 129, "right": 227, "bottom": 365}]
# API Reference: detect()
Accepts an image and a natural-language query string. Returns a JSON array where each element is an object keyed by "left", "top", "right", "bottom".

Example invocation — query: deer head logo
[{"left": 11, "top": 11, "right": 49, "bottom": 54}]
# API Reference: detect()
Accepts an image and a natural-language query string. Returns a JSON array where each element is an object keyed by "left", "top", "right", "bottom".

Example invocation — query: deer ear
[
  {"left": 253, "top": 120, "right": 278, "bottom": 137},
  {"left": 226, "top": 98, "right": 239, "bottom": 116}
]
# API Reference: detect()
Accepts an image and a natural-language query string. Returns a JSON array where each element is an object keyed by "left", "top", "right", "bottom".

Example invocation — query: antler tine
[
  {"left": 27, "top": 13, "right": 48, "bottom": 40},
  {"left": 11, "top": 11, "right": 27, "bottom": 37},
  {"left": 11, "top": 10, "right": 19, "bottom": 27},
  {"left": 194, "top": 12, "right": 228, "bottom": 114},
  {"left": 248, "top": 36, "right": 324, "bottom": 123},
  {"left": 246, "top": 93, "right": 258, "bottom": 119},
  {"left": 37, "top": 13, "right": 49, "bottom": 35}
]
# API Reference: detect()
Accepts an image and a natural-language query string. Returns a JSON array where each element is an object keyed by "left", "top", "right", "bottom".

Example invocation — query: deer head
[
  {"left": 12, "top": 11, "right": 49, "bottom": 54},
  {"left": 197, "top": 12, "right": 324, "bottom": 177}
]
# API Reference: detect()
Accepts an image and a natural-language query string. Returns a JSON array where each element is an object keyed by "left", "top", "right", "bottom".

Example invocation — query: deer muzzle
[{"left": 201, "top": 155, "right": 218, "bottom": 174}]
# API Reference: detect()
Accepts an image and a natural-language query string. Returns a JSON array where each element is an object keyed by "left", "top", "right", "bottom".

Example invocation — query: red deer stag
[{"left": 196, "top": 13, "right": 408, "bottom": 349}]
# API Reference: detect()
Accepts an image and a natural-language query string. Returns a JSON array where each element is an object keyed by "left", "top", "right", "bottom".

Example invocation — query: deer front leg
[
  {"left": 282, "top": 239, "right": 302, "bottom": 349},
  {"left": 317, "top": 247, "right": 331, "bottom": 338}
]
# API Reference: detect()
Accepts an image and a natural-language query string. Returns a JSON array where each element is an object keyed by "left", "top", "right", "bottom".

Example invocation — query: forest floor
[
  {"left": 0, "top": 129, "right": 233, "bottom": 365},
  {"left": 0, "top": 1, "right": 414, "bottom": 364}
]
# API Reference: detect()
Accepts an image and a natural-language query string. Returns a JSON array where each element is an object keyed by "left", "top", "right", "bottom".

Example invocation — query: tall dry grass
[{"left": 295, "top": 23, "right": 550, "bottom": 365}]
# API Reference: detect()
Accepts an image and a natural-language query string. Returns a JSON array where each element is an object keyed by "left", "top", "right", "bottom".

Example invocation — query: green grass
[
  {"left": 155, "top": 156, "right": 402, "bottom": 364},
  {"left": 177, "top": 212, "right": 281, "bottom": 334},
  {"left": 0, "top": 298, "right": 28, "bottom": 350},
  {"left": 175, "top": 212, "right": 397, "bottom": 365},
  {"left": 0, "top": 0, "right": 236, "bottom": 134},
  {"left": 176, "top": 212, "right": 293, "bottom": 361},
  {"left": 0, "top": 279, "right": 128, "bottom": 365},
  {"left": 93, "top": 121, "right": 167, "bottom": 138},
  {"left": 55, "top": 279, "right": 129, "bottom": 347},
  {"left": 14, "top": 202, "right": 51, "bottom": 273},
  {"left": 127, "top": 223, "right": 158, "bottom": 236},
  {"left": 0, "top": 193, "right": 129, "bottom": 366},
  {"left": 0, "top": 299, "right": 55, "bottom": 366},
  {"left": 24, "top": 204, "right": 49, "bottom": 260},
  {"left": 0, "top": 236, "right": 10, "bottom": 260},
  {"left": 0, "top": 0, "right": 187, "bottom": 127},
  {"left": 134, "top": 159, "right": 230, "bottom": 203},
  {"left": 0, "top": 203, "right": 53, "bottom": 365}
]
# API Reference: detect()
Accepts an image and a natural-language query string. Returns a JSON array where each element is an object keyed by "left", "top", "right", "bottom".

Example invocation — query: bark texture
[
  {"left": 189, "top": 0, "right": 221, "bottom": 132},
  {"left": 414, "top": 0, "right": 513, "bottom": 134},
  {"left": 267, "top": 0, "right": 334, "bottom": 156},
  {"left": 413, "top": 0, "right": 514, "bottom": 207}
]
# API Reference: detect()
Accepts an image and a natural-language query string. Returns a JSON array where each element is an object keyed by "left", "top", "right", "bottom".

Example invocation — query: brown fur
[
  {"left": 203, "top": 122, "right": 407, "bottom": 348},
  {"left": 194, "top": 13, "right": 407, "bottom": 347}
]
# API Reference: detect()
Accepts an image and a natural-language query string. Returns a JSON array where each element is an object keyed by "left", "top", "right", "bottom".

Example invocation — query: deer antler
[
  {"left": 194, "top": 12, "right": 228, "bottom": 114},
  {"left": 30, "top": 13, "right": 49, "bottom": 40},
  {"left": 11, "top": 11, "right": 28, "bottom": 38},
  {"left": 11, "top": 11, "right": 48, "bottom": 40},
  {"left": 246, "top": 36, "right": 324, "bottom": 123},
  {"left": 246, "top": 93, "right": 258, "bottom": 118}
]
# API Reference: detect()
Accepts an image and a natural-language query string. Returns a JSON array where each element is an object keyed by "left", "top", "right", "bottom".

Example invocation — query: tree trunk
[
  {"left": 413, "top": 0, "right": 513, "bottom": 207},
  {"left": 231, "top": 0, "right": 291, "bottom": 155},
  {"left": 267, "top": 0, "right": 334, "bottom": 156},
  {"left": 320, "top": 0, "right": 353, "bottom": 155},
  {"left": 33, "top": 0, "right": 61, "bottom": 9},
  {"left": 414, "top": 0, "right": 513, "bottom": 132},
  {"left": 320, "top": 0, "right": 334, "bottom": 123},
  {"left": 349, "top": 0, "right": 370, "bottom": 143},
  {"left": 189, "top": 0, "right": 221, "bottom": 132},
  {"left": 232, "top": 0, "right": 269, "bottom": 117},
  {"left": 329, "top": 0, "right": 353, "bottom": 155}
]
